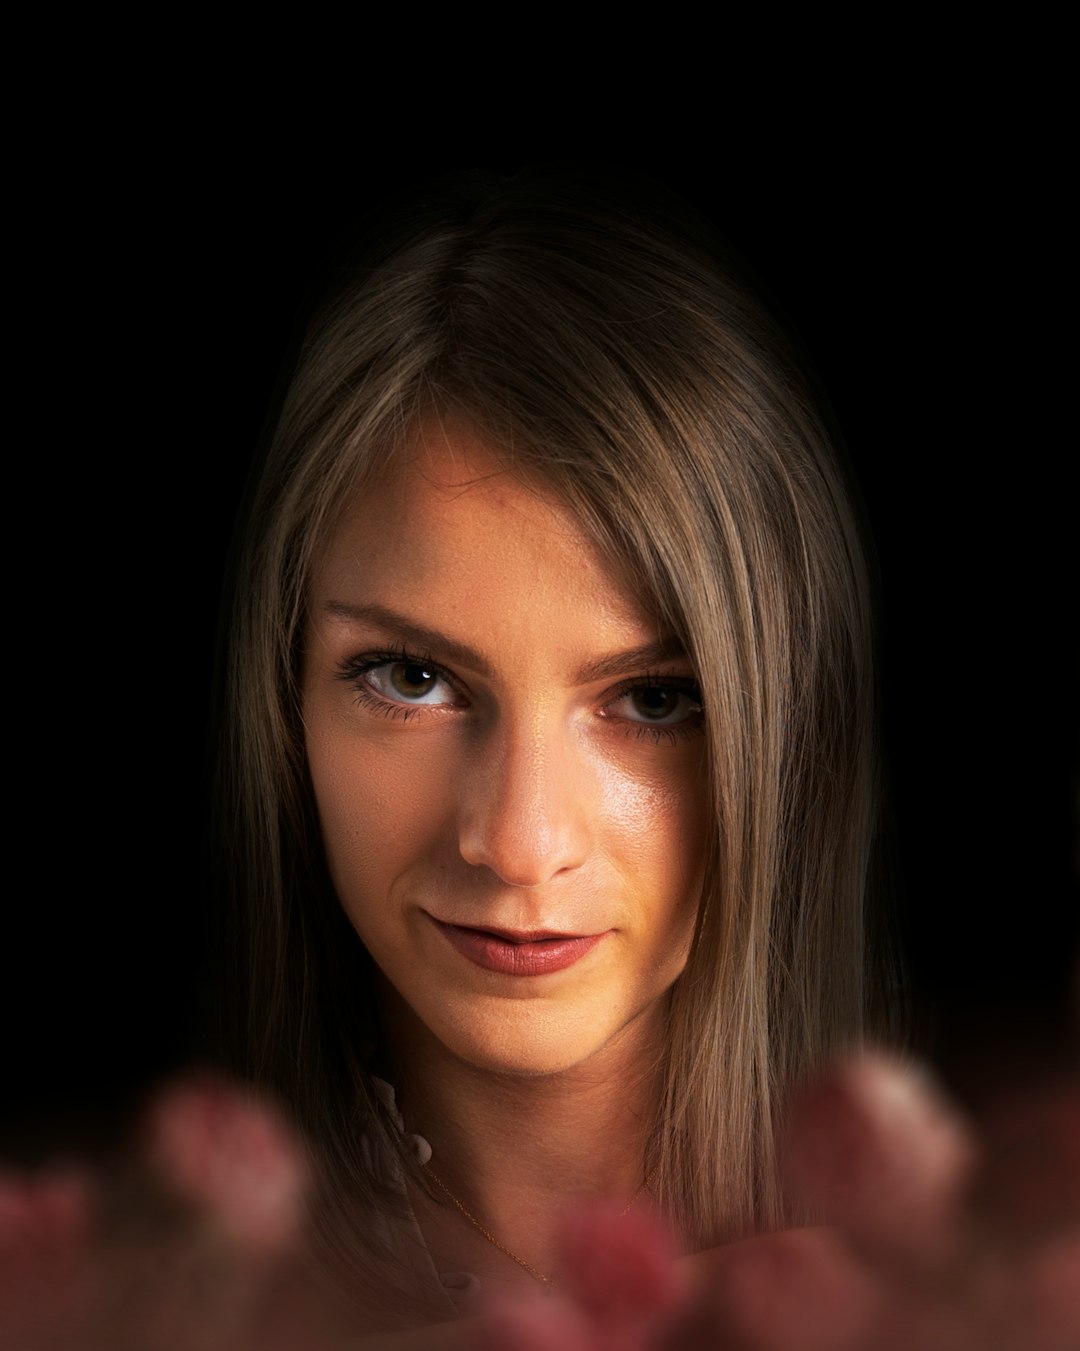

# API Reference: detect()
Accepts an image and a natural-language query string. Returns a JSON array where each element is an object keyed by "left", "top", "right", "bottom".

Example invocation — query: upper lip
[{"left": 429, "top": 916, "right": 594, "bottom": 944}]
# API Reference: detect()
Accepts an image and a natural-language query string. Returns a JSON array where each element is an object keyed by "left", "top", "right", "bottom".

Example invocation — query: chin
[
  {"left": 452, "top": 1039, "right": 601, "bottom": 1080},
  {"left": 437, "top": 1012, "right": 589, "bottom": 1077},
  {"left": 429, "top": 994, "right": 660, "bottom": 1081}
]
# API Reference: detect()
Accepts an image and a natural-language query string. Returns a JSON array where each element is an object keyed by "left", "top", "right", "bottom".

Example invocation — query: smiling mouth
[{"left": 428, "top": 916, "right": 608, "bottom": 976}]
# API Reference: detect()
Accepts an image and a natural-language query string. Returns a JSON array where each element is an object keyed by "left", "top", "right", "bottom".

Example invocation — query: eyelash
[
  {"left": 335, "top": 648, "right": 704, "bottom": 741},
  {"left": 602, "top": 669, "right": 704, "bottom": 744},
  {"left": 336, "top": 646, "right": 457, "bottom": 722}
]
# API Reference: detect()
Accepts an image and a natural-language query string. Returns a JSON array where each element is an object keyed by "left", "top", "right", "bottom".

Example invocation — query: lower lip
[{"left": 431, "top": 919, "right": 607, "bottom": 976}]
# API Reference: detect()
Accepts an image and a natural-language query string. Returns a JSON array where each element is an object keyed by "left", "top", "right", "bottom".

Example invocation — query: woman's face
[{"left": 302, "top": 420, "right": 707, "bottom": 1078}]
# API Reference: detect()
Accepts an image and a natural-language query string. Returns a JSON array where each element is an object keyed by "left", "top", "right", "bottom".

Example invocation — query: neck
[{"left": 380, "top": 986, "right": 664, "bottom": 1286}]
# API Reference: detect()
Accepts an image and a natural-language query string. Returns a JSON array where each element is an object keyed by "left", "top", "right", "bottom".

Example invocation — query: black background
[{"left": 8, "top": 94, "right": 1076, "bottom": 1155}]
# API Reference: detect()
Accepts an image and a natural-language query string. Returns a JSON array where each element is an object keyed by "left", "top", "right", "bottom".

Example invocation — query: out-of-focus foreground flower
[{"left": 2, "top": 1056, "right": 1078, "bottom": 1349}]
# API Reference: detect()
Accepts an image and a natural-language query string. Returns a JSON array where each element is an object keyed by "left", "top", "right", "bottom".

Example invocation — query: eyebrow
[{"left": 323, "top": 601, "right": 689, "bottom": 684}]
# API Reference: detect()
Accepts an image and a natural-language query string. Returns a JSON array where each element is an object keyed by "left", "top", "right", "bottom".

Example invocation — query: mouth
[{"left": 427, "top": 916, "right": 608, "bottom": 977}]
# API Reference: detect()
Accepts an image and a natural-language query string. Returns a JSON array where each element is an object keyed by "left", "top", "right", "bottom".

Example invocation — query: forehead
[
  {"left": 371, "top": 421, "right": 586, "bottom": 556},
  {"left": 310, "top": 419, "right": 663, "bottom": 648}
]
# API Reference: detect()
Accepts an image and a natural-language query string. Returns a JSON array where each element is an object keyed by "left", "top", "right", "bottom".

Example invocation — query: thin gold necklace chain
[{"left": 422, "top": 1162, "right": 654, "bottom": 1294}]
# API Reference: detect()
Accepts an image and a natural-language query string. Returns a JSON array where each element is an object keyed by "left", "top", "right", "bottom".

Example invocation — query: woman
[{"left": 215, "top": 166, "right": 892, "bottom": 1328}]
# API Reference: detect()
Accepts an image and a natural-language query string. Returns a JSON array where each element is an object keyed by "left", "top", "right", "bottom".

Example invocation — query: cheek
[
  {"left": 594, "top": 746, "right": 707, "bottom": 885},
  {"left": 304, "top": 718, "right": 459, "bottom": 915},
  {"left": 591, "top": 748, "right": 707, "bottom": 971}
]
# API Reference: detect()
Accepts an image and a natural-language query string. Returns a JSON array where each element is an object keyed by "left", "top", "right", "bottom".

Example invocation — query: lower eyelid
[
  {"left": 352, "top": 686, "right": 422, "bottom": 721},
  {"left": 623, "top": 722, "right": 694, "bottom": 745}
]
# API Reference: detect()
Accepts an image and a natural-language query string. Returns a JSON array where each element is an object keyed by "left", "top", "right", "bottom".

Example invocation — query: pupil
[
  {"left": 634, "top": 687, "right": 677, "bottom": 719},
  {"left": 391, "top": 663, "right": 436, "bottom": 697}
]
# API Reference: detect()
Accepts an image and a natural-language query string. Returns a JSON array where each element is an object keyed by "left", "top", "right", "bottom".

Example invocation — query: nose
[{"left": 457, "top": 718, "right": 592, "bottom": 887}]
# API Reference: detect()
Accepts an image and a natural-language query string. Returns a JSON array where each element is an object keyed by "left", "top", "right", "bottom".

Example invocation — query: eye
[
  {"left": 604, "top": 680, "right": 703, "bottom": 727},
  {"left": 363, "top": 659, "right": 458, "bottom": 706},
  {"left": 336, "top": 650, "right": 465, "bottom": 714}
]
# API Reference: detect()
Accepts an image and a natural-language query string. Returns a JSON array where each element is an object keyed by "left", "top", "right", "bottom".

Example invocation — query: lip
[{"left": 428, "top": 916, "right": 608, "bottom": 976}]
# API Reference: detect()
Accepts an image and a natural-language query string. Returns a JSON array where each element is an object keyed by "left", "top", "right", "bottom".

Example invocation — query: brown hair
[{"left": 216, "top": 166, "right": 890, "bottom": 1312}]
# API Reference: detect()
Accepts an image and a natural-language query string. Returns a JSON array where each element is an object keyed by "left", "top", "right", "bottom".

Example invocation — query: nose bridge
[{"left": 457, "top": 703, "right": 590, "bottom": 887}]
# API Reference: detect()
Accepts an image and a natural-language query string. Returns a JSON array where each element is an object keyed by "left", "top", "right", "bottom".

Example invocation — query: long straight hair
[{"left": 216, "top": 166, "right": 889, "bottom": 1311}]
